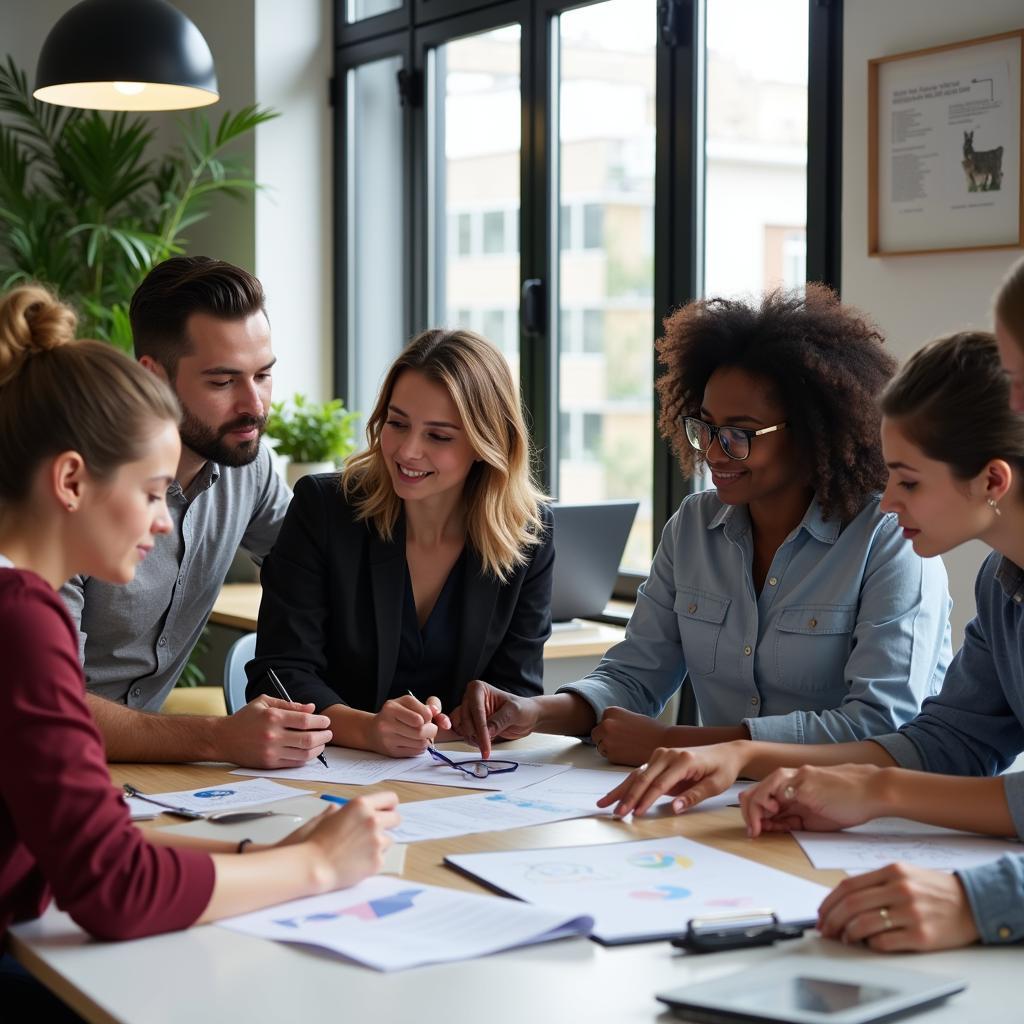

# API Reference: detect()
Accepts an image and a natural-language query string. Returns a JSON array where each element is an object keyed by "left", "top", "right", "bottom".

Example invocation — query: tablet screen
[{"left": 727, "top": 978, "right": 897, "bottom": 1015}]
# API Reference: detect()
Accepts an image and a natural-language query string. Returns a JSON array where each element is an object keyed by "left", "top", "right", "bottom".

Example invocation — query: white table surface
[{"left": 11, "top": 907, "right": 1011, "bottom": 1024}]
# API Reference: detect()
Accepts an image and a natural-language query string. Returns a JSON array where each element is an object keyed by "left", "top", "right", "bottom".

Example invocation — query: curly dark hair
[{"left": 655, "top": 284, "right": 896, "bottom": 522}]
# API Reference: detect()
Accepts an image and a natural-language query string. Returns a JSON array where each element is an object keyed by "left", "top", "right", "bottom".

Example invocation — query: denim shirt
[
  {"left": 874, "top": 552, "right": 1024, "bottom": 945},
  {"left": 560, "top": 490, "right": 952, "bottom": 742}
]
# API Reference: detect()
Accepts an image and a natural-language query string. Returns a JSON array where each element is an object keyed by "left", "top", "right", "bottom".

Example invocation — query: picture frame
[{"left": 868, "top": 30, "right": 1024, "bottom": 256}]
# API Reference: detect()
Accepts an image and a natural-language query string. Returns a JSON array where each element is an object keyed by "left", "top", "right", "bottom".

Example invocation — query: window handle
[{"left": 521, "top": 278, "right": 545, "bottom": 336}]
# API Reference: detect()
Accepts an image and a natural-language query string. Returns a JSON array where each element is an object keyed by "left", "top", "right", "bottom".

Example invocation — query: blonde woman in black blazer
[{"left": 247, "top": 328, "right": 552, "bottom": 757}]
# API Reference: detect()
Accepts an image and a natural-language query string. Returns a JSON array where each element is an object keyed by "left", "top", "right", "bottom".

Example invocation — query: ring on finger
[
  {"left": 878, "top": 907, "right": 894, "bottom": 930},
  {"left": 783, "top": 784, "right": 797, "bottom": 800}
]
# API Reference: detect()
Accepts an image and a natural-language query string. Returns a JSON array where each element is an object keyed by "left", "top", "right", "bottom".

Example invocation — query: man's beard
[{"left": 179, "top": 404, "right": 267, "bottom": 467}]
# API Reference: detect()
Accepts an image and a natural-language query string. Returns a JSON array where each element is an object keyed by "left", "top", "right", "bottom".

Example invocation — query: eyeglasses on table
[{"left": 426, "top": 745, "right": 518, "bottom": 779}]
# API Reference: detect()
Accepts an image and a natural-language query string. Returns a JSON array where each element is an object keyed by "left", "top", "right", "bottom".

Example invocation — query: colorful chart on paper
[{"left": 447, "top": 835, "right": 829, "bottom": 944}]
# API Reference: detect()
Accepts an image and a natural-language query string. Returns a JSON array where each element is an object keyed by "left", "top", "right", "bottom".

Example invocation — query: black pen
[{"left": 266, "top": 668, "right": 330, "bottom": 768}]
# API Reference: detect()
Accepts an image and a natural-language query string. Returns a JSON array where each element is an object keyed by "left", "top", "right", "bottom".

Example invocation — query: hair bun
[{"left": 0, "top": 284, "right": 78, "bottom": 387}]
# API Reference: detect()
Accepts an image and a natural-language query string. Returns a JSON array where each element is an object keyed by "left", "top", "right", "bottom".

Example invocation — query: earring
[{"left": 987, "top": 497, "right": 1002, "bottom": 517}]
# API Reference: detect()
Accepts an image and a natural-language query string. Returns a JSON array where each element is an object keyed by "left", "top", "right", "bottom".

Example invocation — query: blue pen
[{"left": 320, "top": 794, "right": 349, "bottom": 806}]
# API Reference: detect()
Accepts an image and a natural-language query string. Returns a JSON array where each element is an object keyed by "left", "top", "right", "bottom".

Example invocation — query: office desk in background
[
  {"left": 9, "top": 739, "right": 1012, "bottom": 1024},
  {"left": 209, "top": 582, "right": 628, "bottom": 689}
]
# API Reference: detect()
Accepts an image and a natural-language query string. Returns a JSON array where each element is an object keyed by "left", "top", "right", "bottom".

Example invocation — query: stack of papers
[
  {"left": 218, "top": 874, "right": 592, "bottom": 971},
  {"left": 124, "top": 778, "right": 310, "bottom": 817},
  {"left": 232, "top": 746, "right": 572, "bottom": 791},
  {"left": 447, "top": 835, "right": 829, "bottom": 944},
  {"left": 232, "top": 747, "right": 420, "bottom": 785},
  {"left": 392, "top": 791, "right": 598, "bottom": 843},
  {"left": 793, "top": 817, "right": 1022, "bottom": 872}
]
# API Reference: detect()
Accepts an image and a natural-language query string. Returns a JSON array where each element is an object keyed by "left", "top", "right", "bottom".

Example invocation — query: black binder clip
[{"left": 670, "top": 910, "right": 807, "bottom": 955}]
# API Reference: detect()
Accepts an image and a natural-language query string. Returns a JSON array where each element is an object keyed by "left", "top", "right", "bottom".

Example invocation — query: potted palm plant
[
  {"left": 266, "top": 393, "right": 360, "bottom": 487},
  {"left": 0, "top": 57, "right": 275, "bottom": 348}
]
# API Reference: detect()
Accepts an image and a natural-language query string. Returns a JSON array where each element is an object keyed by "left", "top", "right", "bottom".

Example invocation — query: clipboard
[{"left": 444, "top": 836, "right": 825, "bottom": 947}]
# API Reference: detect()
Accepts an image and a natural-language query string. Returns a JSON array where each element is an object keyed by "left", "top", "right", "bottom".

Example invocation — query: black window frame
[{"left": 332, "top": 0, "right": 843, "bottom": 603}]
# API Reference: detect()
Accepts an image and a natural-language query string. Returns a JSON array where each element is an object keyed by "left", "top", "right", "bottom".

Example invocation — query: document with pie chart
[{"left": 446, "top": 836, "right": 829, "bottom": 945}]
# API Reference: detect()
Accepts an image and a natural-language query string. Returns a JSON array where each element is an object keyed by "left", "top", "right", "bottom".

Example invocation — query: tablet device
[{"left": 656, "top": 957, "right": 966, "bottom": 1024}]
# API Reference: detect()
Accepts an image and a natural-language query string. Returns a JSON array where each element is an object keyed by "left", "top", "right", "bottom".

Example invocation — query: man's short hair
[{"left": 130, "top": 256, "right": 267, "bottom": 377}]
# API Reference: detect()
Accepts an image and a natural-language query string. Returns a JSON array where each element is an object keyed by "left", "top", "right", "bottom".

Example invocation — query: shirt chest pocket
[
  {"left": 774, "top": 605, "right": 856, "bottom": 692},
  {"left": 675, "top": 588, "right": 731, "bottom": 676}
]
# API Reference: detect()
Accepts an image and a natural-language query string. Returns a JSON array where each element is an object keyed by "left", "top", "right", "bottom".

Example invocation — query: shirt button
[
  {"left": 131, "top": 687, "right": 142, "bottom": 698},
  {"left": 768, "top": 577, "right": 778, "bottom": 586},
  {"left": 177, "top": 575, "right": 185, "bottom": 586},
  {"left": 999, "top": 925, "right": 1012, "bottom": 940},
  {"left": 158, "top": 636, "right": 167, "bottom": 647},
  {"left": 808, "top": 618, "right": 818, "bottom": 628},
  {"left": 743, "top": 645, "right": 752, "bottom": 656},
  {"left": 750, "top": 696, "right": 759, "bottom": 706},
  {"left": 688, "top": 603, "right": 697, "bottom": 614}
]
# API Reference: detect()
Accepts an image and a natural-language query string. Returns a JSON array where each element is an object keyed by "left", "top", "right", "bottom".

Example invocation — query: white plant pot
[{"left": 285, "top": 460, "right": 336, "bottom": 489}]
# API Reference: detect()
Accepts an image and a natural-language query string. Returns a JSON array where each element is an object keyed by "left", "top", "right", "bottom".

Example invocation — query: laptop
[{"left": 550, "top": 500, "right": 639, "bottom": 623}]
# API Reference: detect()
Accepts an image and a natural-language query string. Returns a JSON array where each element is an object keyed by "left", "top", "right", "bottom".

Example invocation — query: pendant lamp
[{"left": 34, "top": 0, "right": 218, "bottom": 111}]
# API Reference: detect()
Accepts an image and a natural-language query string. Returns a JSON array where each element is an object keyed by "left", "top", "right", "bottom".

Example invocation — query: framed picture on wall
[{"left": 868, "top": 30, "right": 1024, "bottom": 256}]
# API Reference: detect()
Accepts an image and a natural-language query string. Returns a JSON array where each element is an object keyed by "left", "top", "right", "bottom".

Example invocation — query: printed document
[
  {"left": 218, "top": 874, "right": 592, "bottom": 971},
  {"left": 232, "top": 747, "right": 419, "bottom": 786},
  {"left": 392, "top": 791, "right": 597, "bottom": 843},
  {"left": 142, "top": 778, "right": 310, "bottom": 814},
  {"left": 793, "top": 817, "right": 1022, "bottom": 872},
  {"left": 447, "top": 835, "right": 828, "bottom": 944}
]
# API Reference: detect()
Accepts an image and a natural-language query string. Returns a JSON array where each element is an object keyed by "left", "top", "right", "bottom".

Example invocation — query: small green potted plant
[{"left": 266, "top": 393, "right": 360, "bottom": 487}]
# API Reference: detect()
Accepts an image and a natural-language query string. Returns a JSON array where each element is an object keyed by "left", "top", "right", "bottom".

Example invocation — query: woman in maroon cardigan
[{"left": 0, "top": 285, "right": 399, "bottom": 1016}]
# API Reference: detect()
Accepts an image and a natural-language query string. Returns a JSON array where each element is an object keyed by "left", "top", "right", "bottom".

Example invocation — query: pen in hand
[
  {"left": 266, "top": 668, "right": 330, "bottom": 768},
  {"left": 407, "top": 689, "right": 449, "bottom": 741}
]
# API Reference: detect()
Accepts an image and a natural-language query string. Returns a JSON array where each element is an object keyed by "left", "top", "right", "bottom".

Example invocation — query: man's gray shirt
[{"left": 61, "top": 443, "right": 290, "bottom": 712}]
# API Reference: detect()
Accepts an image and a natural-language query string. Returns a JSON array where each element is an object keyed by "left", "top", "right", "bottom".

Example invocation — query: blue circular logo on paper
[{"left": 194, "top": 789, "right": 236, "bottom": 799}]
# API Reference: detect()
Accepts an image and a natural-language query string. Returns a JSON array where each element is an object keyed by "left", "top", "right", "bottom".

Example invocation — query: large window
[
  {"left": 554, "top": 1, "right": 655, "bottom": 573},
  {"left": 704, "top": 0, "right": 809, "bottom": 299},
  {"left": 334, "top": 1, "right": 841, "bottom": 590},
  {"left": 429, "top": 24, "right": 522, "bottom": 378}
]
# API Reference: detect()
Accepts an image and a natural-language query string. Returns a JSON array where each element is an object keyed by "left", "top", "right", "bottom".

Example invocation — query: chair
[
  {"left": 675, "top": 674, "right": 700, "bottom": 726},
  {"left": 223, "top": 631, "right": 257, "bottom": 714}
]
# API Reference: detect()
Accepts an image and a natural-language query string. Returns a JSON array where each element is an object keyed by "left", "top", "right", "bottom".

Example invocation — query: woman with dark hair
[
  {"left": 603, "top": 329, "right": 1024, "bottom": 953},
  {"left": 451, "top": 286, "right": 951, "bottom": 764}
]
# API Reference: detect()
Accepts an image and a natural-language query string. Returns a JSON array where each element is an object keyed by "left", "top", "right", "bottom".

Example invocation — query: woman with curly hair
[
  {"left": 602, "top": 329, "right": 1024, "bottom": 953},
  {"left": 450, "top": 286, "right": 951, "bottom": 764}
]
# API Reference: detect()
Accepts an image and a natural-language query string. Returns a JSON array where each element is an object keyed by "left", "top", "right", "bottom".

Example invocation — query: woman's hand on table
[
  {"left": 596, "top": 742, "right": 746, "bottom": 817},
  {"left": 817, "top": 863, "right": 980, "bottom": 952},
  {"left": 739, "top": 764, "right": 888, "bottom": 838},
  {"left": 370, "top": 694, "right": 450, "bottom": 757},
  {"left": 298, "top": 791, "right": 400, "bottom": 890},
  {"left": 591, "top": 707, "right": 670, "bottom": 766}
]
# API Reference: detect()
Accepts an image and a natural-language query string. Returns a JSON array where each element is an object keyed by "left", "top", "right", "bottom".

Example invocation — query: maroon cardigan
[{"left": 0, "top": 568, "right": 215, "bottom": 943}]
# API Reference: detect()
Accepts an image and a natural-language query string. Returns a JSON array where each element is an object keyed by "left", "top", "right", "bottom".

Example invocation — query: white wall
[
  {"left": 842, "top": 0, "right": 1024, "bottom": 643},
  {"left": 253, "top": 0, "right": 334, "bottom": 405}
]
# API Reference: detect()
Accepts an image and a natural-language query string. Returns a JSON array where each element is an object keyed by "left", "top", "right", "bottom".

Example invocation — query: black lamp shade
[{"left": 34, "top": 0, "right": 219, "bottom": 111}]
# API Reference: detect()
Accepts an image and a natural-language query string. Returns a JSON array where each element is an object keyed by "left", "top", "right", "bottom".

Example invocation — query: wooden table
[{"left": 10, "top": 739, "right": 1004, "bottom": 1024}]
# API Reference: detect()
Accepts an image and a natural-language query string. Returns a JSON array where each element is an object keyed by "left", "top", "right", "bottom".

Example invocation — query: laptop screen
[{"left": 549, "top": 501, "right": 639, "bottom": 622}]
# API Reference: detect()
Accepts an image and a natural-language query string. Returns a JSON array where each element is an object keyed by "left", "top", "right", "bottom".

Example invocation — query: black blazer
[{"left": 245, "top": 473, "right": 554, "bottom": 713}]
